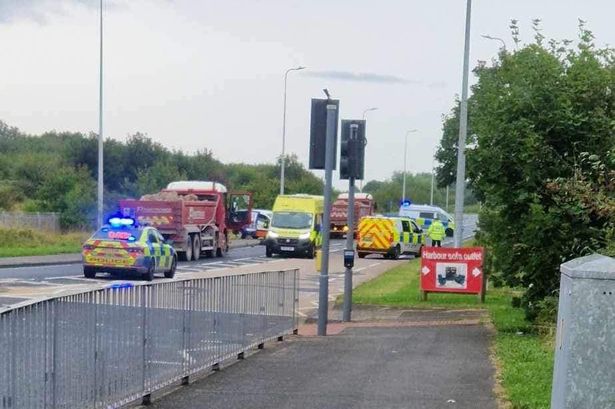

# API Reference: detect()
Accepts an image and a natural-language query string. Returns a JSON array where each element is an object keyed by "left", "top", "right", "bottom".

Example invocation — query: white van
[{"left": 398, "top": 204, "right": 455, "bottom": 237}]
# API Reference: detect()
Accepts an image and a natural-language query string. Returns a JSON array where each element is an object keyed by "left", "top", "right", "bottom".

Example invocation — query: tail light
[{"left": 128, "top": 248, "right": 144, "bottom": 254}]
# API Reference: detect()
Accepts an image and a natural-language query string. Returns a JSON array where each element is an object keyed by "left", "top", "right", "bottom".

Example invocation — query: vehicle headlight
[
  {"left": 267, "top": 231, "right": 279, "bottom": 239},
  {"left": 299, "top": 232, "right": 311, "bottom": 240}
]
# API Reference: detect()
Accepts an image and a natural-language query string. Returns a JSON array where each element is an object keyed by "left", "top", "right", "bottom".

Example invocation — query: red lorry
[
  {"left": 119, "top": 181, "right": 252, "bottom": 261},
  {"left": 329, "top": 193, "right": 375, "bottom": 238}
]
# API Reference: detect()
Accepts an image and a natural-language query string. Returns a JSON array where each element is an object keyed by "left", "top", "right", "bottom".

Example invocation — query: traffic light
[
  {"left": 340, "top": 120, "right": 366, "bottom": 180},
  {"left": 340, "top": 122, "right": 356, "bottom": 180},
  {"left": 309, "top": 98, "right": 339, "bottom": 170}
]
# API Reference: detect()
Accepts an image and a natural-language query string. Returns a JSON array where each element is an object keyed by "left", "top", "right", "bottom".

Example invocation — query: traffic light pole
[
  {"left": 317, "top": 103, "right": 337, "bottom": 336},
  {"left": 342, "top": 124, "right": 358, "bottom": 322}
]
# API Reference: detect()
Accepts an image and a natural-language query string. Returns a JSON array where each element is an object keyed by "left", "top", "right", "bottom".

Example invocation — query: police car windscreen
[
  {"left": 93, "top": 227, "right": 143, "bottom": 241},
  {"left": 271, "top": 212, "right": 313, "bottom": 229}
]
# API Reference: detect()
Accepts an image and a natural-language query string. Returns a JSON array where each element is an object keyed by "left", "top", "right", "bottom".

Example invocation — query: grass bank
[
  {"left": 351, "top": 257, "right": 554, "bottom": 409},
  {"left": 0, "top": 228, "right": 89, "bottom": 257}
]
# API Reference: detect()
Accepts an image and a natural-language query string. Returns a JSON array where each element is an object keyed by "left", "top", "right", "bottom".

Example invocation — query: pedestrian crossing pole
[
  {"left": 342, "top": 124, "right": 358, "bottom": 322},
  {"left": 317, "top": 101, "right": 338, "bottom": 336}
]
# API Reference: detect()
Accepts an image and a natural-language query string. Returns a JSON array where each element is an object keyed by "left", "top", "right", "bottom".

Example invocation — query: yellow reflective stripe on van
[{"left": 358, "top": 218, "right": 395, "bottom": 250}]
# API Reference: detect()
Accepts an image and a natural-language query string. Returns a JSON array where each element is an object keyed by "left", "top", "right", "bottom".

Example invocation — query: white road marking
[
  {"left": 354, "top": 262, "right": 381, "bottom": 272},
  {"left": 1, "top": 263, "right": 77, "bottom": 271}
]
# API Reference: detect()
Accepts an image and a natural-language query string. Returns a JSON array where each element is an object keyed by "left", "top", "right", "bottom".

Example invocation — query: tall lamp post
[
  {"left": 97, "top": 0, "right": 104, "bottom": 228},
  {"left": 358, "top": 107, "right": 378, "bottom": 191},
  {"left": 279, "top": 66, "right": 306, "bottom": 195},
  {"left": 430, "top": 148, "right": 436, "bottom": 205},
  {"left": 402, "top": 129, "right": 417, "bottom": 201},
  {"left": 453, "top": 0, "right": 472, "bottom": 247},
  {"left": 362, "top": 107, "right": 378, "bottom": 120}
]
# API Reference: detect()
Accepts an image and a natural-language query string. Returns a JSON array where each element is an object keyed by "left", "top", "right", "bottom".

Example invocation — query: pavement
[
  {"left": 0, "top": 238, "right": 261, "bottom": 268},
  {"left": 144, "top": 308, "right": 496, "bottom": 409}
]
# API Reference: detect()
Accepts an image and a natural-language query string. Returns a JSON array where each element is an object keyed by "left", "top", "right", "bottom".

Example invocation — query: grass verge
[
  {"left": 0, "top": 228, "right": 89, "bottom": 257},
  {"left": 351, "top": 257, "right": 554, "bottom": 409}
]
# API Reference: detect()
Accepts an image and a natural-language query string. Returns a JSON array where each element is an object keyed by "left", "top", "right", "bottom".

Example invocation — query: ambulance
[
  {"left": 264, "top": 195, "right": 324, "bottom": 258},
  {"left": 356, "top": 216, "right": 425, "bottom": 259}
]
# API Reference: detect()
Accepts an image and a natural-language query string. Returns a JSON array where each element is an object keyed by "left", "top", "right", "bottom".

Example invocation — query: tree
[{"left": 438, "top": 22, "right": 615, "bottom": 319}]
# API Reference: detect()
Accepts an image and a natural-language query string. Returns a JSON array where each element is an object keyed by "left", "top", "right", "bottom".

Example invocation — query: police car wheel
[
  {"left": 265, "top": 246, "right": 273, "bottom": 258},
  {"left": 84, "top": 266, "right": 96, "bottom": 279},
  {"left": 392, "top": 245, "right": 401, "bottom": 260},
  {"left": 165, "top": 257, "right": 177, "bottom": 279},
  {"left": 445, "top": 228, "right": 453, "bottom": 237},
  {"left": 143, "top": 260, "right": 155, "bottom": 282}
]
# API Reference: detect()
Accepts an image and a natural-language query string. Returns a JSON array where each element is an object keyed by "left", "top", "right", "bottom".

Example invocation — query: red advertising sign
[{"left": 420, "top": 247, "right": 485, "bottom": 296}]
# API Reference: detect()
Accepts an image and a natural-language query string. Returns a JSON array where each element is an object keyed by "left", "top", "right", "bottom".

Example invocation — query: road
[{"left": 0, "top": 215, "right": 478, "bottom": 311}]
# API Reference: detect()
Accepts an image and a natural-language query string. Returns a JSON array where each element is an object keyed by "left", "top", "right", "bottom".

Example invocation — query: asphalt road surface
[
  {"left": 0, "top": 215, "right": 478, "bottom": 311},
  {"left": 0, "top": 214, "right": 478, "bottom": 281}
]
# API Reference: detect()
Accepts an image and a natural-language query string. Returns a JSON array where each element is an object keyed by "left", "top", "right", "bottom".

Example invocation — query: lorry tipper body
[
  {"left": 119, "top": 181, "right": 252, "bottom": 261},
  {"left": 330, "top": 193, "right": 375, "bottom": 238}
]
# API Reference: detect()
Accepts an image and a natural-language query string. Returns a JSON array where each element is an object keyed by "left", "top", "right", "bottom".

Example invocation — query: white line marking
[{"left": 0, "top": 263, "right": 77, "bottom": 271}]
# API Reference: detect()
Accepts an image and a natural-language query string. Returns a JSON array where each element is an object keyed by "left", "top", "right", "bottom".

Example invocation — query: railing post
[
  {"left": 141, "top": 285, "right": 148, "bottom": 403},
  {"left": 52, "top": 300, "right": 58, "bottom": 409}
]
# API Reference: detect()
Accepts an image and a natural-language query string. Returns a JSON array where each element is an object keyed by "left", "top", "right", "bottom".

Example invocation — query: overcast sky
[{"left": 0, "top": 0, "right": 613, "bottom": 188}]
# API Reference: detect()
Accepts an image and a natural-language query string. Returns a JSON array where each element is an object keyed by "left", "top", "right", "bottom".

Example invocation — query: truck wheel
[
  {"left": 179, "top": 235, "right": 193, "bottom": 262},
  {"left": 84, "top": 266, "right": 96, "bottom": 279},
  {"left": 358, "top": 252, "right": 366, "bottom": 259},
  {"left": 445, "top": 228, "right": 454, "bottom": 237},
  {"left": 216, "top": 237, "right": 228, "bottom": 257},
  {"left": 164, "top": 257, "right": 177, "bottom": 279},
  {"left": 192, "top": 234, "right": 201, "bottom": 261}
]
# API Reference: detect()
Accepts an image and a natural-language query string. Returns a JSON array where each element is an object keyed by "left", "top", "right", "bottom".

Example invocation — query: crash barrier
[
  {"left": 0, "top": 211, "right": 60, "bottom": 232},
  {"left": 0, "top": 269, "right": 299, "bottom": 409}
]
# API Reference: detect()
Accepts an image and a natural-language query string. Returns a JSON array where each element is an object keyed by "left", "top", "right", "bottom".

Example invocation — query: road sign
[{"left": 420, "top": 247, "right": 485, "bottom": 300}]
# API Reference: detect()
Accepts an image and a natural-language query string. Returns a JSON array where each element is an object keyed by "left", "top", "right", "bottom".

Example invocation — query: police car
[
  {"left": 82, "top": 217, "right": 177, "bottom": 281},
  {"left": 398, "top": 203, "right": 455, "bottom": 237}
]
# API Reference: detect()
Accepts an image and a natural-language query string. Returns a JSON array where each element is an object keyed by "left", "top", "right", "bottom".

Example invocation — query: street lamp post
[
  {"left": 97, "top": 0, "right": 104, "bottom": 228},
  {"left": 453, "top": 0, "right": 472, "bottom": 247},
  {"left": 358, "top": 107, "right": 378, "bottom": 191},
  {"left": 402, "top": 129, "right": 417, "bottom": 201},
  {"left": 362, "top": 107, "right": 378, "bottom": 120},
  {"left": 430, "top": 156, "right": 435, "bottom": 206},
  {"left": 280, "top": 66, "right": 306, "bottom": 195}
]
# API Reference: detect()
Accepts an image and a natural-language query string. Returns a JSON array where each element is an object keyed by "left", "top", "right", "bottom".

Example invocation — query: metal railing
[{"left": 0, "top": 269, "right": 299, "bottom": 409}]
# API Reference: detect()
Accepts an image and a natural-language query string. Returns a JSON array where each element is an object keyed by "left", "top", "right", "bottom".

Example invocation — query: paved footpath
[{"left": 145, "top": 308, "right": 497, "bottom": 409}]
